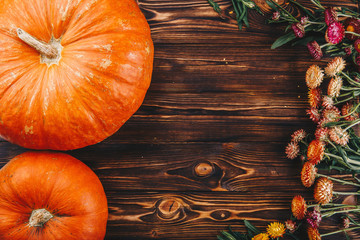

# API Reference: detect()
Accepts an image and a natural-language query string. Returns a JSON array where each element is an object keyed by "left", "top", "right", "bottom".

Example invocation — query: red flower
[
  {"left": 307, "top": 41, "right": 323, "bottom": 60},
  {"left": 306, "top": 107, "right": 321, "bottom": 123},
  {"left": 325, "top": 22, "right": 345, "bottom": 44},
  {"left": 272, "top": 11, "right": 280, "bottom": 21},
  {"left": 324, "top": 7, "right": 338, "bottom": 26},
  {"left": 292, "top": 23, "right": 305, "bottom": 38},
  {"left": 355, "top": 39, "right": 360, "bottom": 53},
  {"left": 345, "top": 17, "right": 360, "bottom": 40}
]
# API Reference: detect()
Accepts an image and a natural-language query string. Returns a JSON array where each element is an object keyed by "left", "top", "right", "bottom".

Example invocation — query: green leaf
[
  {"left": 207, "top": 0, "right": 222, "bottom": 14},
  {"left": 287, "top": 0, "right": 315, "bottom": 19},
  {"left": 266, "top": 0, "right": 278, "bottom": 11},
  {"left": 244, "top": 220, "right": 261, "bottom": 235},
  {"left": 221, "top": 231, "right": 238, "bottom": 240},
  {"left": 271, "top": 32, "right": 296, "bottom": 49}
]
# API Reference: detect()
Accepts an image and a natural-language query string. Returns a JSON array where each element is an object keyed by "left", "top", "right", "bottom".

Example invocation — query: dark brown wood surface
[{"left": 2, "top": 0, "right": 360, "bottom": 239}]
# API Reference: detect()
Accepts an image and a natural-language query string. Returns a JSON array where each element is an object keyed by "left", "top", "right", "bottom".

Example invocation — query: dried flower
[
  {"left": 342, "top": 102, "right": 358, "bottom": 121},
  {"left": 325, "top": 22, "right": 345, "bottom": 44},
  {"left": 324, "top": 7, "right": 338, "bottom": 26},
  {"left": 285, "top": 219, "right": 296, "bottom": 233},
  {"left": 266, "top": 222, "right": 286, "bottom": 238},
  {"left": 355, "top": 39, "right": 360, "bottom": 53},
  {"left": 322, "top": 95, "right": 334, "bottom": 109},
  {"left": 301, "top": 16, "right": 309, "bottom": 25},
  {"left": 329, "top": 126, "right": 349, "bottom": 146},
  {"left": 307, "top": 41, "right": 323, "bottom": 60},
  {"left": 308, "top": 88, "right": 322, "bottom": 108},
  {"left": 307, "top": 140, "right": 325, "bottom": 165},
  {"left": 327, "top": 76, "right": 342, "bottom": 98},
  {"left": 342, "top": 217, "right": 350, "bottom": 229},
  {"left": 272, "top": 11, "right": 280, "bottom": 21},
  {"left": 307, "top": 226, "right": 321, "bottom": 240},
  {"left": 306, "top": 65, "right": 324, "bottom": 89},
  {"left": 307, "top": 107, "right": 321, "bottom": 123},
  {"left": 291, "top": 22, "right": 305, "bottom": 38},
  {"left": 252, "top": 233, "right": 269, "bottom": 240},
  {"left": 315, "top": 127, "right": 329, "bottom": 142},
  {"left": 325, "top": 57, "right": 346, "bottom": 77},
  {"left": 306, "top": 208, "right": 322, "bottom": 229},
  {"left": 314, "top": 177, "right": 333, "bottom": 204},
  {"left": 291, "top": 129, "right": 306, "bottom": 143},
  {"left": 320, "top": 106, "right": 340, "bottom": 125},
  {"left": 301, "top": 162, "right": 317, "bottom": 188},
  {"left": 285, "top": 142, "right": 300, "bottom": 159},
  {"left": 345, "top": 17, "right": 360, "bottom": 40},
  {"left": 344, "top": 47, "right": 352, "bottom": 56},
  {"left": 291, "top": 195, "right": 307, "bottom": 220}
]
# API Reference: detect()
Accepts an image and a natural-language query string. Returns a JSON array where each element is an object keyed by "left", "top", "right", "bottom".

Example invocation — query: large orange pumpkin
[
  {"left": 0, "top": 0, "right": 153, "bottom": 150},
  {"left": 0, "top": 151, "right": 108, "bottom": 239}
]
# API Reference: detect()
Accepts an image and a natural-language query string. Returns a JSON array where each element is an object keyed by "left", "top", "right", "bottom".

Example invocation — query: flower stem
[
  {"left": 321, "top": 225, "right": 360, "bottom": 237},
  {"left": 333, "top": 191, "right": 360, "bottom": 195},
  {"left": 316, "top": 173, "right": 360, "bottom": 187}
]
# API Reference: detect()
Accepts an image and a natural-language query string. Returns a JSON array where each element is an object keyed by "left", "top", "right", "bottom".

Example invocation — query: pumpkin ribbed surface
[
  {"left": 0, "top": 151, "right": 108, "bottom": 240},
  {"left": 0, "top": 0, "right": 153, "bottom": 150}
]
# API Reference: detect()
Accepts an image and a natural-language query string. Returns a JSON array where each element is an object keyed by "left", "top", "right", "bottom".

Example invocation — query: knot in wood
[
  {"left": 194, "top": 162, "right": 214, "bottom": 177},
  {"left": 157, "top": 198, "right": 183, "bottom": 220}
]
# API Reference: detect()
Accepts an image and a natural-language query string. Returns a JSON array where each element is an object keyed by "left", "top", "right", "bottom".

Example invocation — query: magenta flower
[
  {"left": 307, "top": 41, "right": 323, "bottom": 60},
  {"left": 306, "top": 208, "right": 322, "bottom": 229},
  {"left": 291, "top": 23, "right": 305, "bottom": 38},
  {"left": 324, "top": 7, "right": 338, "bottom": 26},
  {"left": 325, "top": 22, "right": 345, "bottom": 44}
]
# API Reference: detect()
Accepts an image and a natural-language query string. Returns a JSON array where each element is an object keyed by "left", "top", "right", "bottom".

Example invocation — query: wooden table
[{"left": 2, "top": 0, "right": 359, "bottom": 239}]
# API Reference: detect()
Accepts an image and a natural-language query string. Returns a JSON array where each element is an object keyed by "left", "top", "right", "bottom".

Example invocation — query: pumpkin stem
[
  {"left": 17, "top": 28, "right": 58, "bottom": 59},
  {"left": 29, "top": 208, "right": 54, "bottom": 227}
]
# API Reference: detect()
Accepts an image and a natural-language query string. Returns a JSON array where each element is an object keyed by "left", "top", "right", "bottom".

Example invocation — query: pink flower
[
  {"left": 324, "top": 7, "right": 338, "bottom": 26},
  {"left": 306, "top": 107, "right": 321, "bottom": 123},
  {"left": 292, "top": 23, "right": 305, "bottom": 38},
  {"left": 301, "top": 16, "right": 309, "bottom": 25},
  {"left": 272, "top": 11, "right": 280, "bottom": 21},
  {"left": 326, "top": 22, "right": 345, "bottom": 44},
  {"left": 307, "top": 41, "right": 323, "bottom": 60},
  {"left": 306, "top": 208, "right": 322, "bottom": 229}
]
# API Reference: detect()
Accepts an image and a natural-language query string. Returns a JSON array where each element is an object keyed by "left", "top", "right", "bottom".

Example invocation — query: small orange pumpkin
[
  {"left": 0, "top": 152, "right": 108, "bottom": 239},
  {"left": 0, "top": 0, "right": 153, "bottom": 150}
]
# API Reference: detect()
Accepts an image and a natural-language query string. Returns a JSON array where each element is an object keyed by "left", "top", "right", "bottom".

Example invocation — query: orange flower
[
  {"left": 306, "top": 65, "right": 324, "bottom": 89},
  {"left": 325, "top": 57, "right": 346, "bottom": 77},
  {"left": 291, "top": 195, "right": 307, "bottom": 220},
  {"left": 266, "top": 222, "right": 286, "bottom": 238},
  {"left": 307, "top": 140, "right": 325, "bottom": 165},
  {"left": 307, "top": 226, "right": 321, "bottom": 240},
  {"left": 314, "top": 177, "right": 333, "bottom": 204},
  {"left": 301, "top": 162, "right": 318, "bottom": 188},
  {"left": 251, "top": 233, "right": 269, "bottom": 240},
  {"left": 327, "top": 76, "right": 342, "bottom": 98},
  {"left": 342, "top": 102, "right": 359, "bottom": 121},
  {"left": 308, "top": 88, "right": 322, "bottom": 108}
]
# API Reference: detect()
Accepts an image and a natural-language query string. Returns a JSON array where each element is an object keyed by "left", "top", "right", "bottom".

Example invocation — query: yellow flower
[
  {"left": 252, "top": 233, "right": 269, "bottom": 240},
  {"left": 266, "top": 222, "right": 286, "bottom": 238},
  {"left": 306, "top": 65, "right": 324, "bottom": 89}
]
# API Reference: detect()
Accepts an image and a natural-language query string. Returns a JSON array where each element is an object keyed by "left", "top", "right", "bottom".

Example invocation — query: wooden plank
[{"left": 104, "top": 191, "right": 355, "bottom": 240}]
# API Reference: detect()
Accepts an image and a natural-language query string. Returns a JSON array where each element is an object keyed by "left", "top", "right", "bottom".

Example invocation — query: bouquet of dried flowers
[
  {"left": 268, "top": 0, "right": 360, "bottom": 66},
  {"left": 218, "top": 57, "right": 360, "bottom": 240}
]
